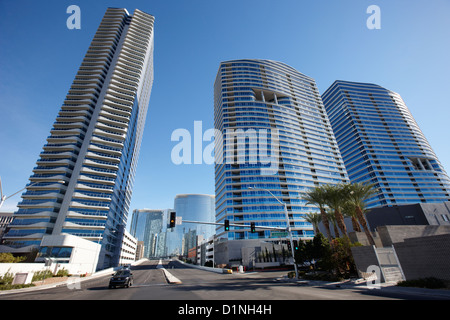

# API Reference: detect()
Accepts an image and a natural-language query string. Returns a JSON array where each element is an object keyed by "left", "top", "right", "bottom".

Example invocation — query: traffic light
[
  {"left": 287, "top": 241, "right": 292, "bottom": 251},
  {"left": 250, "top": 222, "right": 256, "bottom": 233},
  {"left": 293, "top": 240, "right": 299, "bottom": 251},
  {"left": 169, "top": 211, "right": 176, "bottom": 228},
  {"left": 224, "top": 219, "right": 230, "bottom": 231}
]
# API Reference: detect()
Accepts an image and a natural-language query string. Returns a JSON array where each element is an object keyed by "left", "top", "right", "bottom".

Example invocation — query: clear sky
[{"left": 1, "top": 0, "right": 449, "bottom": 229}]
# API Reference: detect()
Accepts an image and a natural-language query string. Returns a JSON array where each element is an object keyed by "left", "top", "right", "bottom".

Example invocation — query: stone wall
[{"left": 393, "top": 233, "right": 450, "bottom": 281}]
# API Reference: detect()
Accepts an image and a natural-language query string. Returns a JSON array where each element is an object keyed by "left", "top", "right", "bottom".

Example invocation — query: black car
[{"left": 109, "top": 269, "right": 133, "bottom": 288}]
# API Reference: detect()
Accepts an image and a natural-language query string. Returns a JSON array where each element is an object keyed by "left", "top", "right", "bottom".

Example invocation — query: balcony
[
  {"left": 66, "top": 210, "right": 108, "bottom": 220},
  {"left": 80, "top": 166, "right": 117, "bottom": 179},
  {"left": 95, "top": 122, "right": 127, "bottom": 136},
  {"left": 17, "top": 199, "right": 62, "bottom": 209},
  {"left": 69, "top": 199, "right": 110, "bottom": 210},
  {"left": 83, "top": 158, "right": 118, "bottom": 170},
  {"left": 62, "top": 221, "right": 106, "bottom": 230},
  {"left": 32, "top": 165, "right": 73, "bottom": 175},
  {"left": 22, "top": 191, "right": 64, "bottom": 200},
  {"left": 72, "top": 191, "right": 112, "bottom": 202},
  {"left": 77, "top": 172, "right": 116, "bottom": 185}
]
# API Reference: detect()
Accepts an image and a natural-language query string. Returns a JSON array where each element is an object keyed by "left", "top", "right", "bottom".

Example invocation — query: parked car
[{"left": 109, "top": 269, "right": 133, "bottom": 288}]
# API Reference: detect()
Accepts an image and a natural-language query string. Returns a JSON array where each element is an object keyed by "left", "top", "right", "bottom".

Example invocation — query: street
[{"left": 0, "top": 259, "right": 447, "bottom": 301}]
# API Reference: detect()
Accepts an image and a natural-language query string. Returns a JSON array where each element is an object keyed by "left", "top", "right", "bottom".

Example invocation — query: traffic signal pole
[
  {"left": 181, "top": 219, "right": 298, "bottom": 277},
  {"left": 174, "top": 200, "right": 298, "bottom": 279},
  {"left": 282, "top": 202, "right": 299, "bottom": 280},
  {"left": 248, "top": 187, "right": 299, "bottom": 280},
  {"left": 181, "top": 219, "right": 289, "bottom": 231}
]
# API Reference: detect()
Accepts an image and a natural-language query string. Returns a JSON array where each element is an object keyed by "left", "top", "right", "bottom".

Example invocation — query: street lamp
[
  {"left": 0, "top": 177, "right": 66, "bottom": 209},
  {"left": 248, "top": 186, "right": 299, "bottom": 279}
]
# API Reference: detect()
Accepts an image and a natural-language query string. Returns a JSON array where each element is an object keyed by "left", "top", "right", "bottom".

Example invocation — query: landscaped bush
[
  {"left": 0, "top": 252, "right": 26, "bottom": 263},
  {"left": 55, "top": 268, "right": 70, "bottom": 277},
  {"left": 0, "top": 271, "right": 34, "bottom": 291},
  {"left": 32, "top": 270, "right": 53, "bottom": 282}
]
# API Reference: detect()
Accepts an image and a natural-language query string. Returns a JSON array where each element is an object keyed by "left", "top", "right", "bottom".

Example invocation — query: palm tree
[
  {"left": 326, "top": 209, "right": 340, "bottom": 238},
  {"left": 304, "top": 212, "right": 322, "bottom": 235},
  {"left": 323, "top": 184, "right": 348, "bottom": 237},
  {"left": 302, "top": 186, "right": 333, "bottom": 242},
  {"left": 341, "top": 201, "right": 361, "bottom": 232},
  {"left": 346, "top": 182, "right": 377, "bottom": 246}
]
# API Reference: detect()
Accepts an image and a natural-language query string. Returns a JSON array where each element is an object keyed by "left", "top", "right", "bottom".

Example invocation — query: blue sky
[{"left": 1, "top": 0, "right": 449, "bottom": 228}]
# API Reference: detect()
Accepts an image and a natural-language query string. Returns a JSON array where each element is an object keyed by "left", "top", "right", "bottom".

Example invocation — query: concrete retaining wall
[{"left": 394, "top": 234, "right": 450, "bottom": 281}]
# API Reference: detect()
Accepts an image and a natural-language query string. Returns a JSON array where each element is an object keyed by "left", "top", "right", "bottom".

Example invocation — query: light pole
[
  {"left": 248, "top": 186, "right": 299, "bottom": 279},
  {"left": 0, "top": 177, "right": 66, "bottom": 209}
]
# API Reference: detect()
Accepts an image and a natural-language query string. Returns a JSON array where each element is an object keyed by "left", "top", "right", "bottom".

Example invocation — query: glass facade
[
  {"left": 321, "top": 80, "right": 450, "bottom": 207},
  {"left": 129, "top": 209, "right": 170, "bottom": 258},
  {"left": 214, "top": 60, "right": 348, "bottom": 242},
  {"left": 3, "top": 8, "right": 155, "bottom": 270},
  {"left": 166, "top": 194, "right": 215, "bottom": 256}
]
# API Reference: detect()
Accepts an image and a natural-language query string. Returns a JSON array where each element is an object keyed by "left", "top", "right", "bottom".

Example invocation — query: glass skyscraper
[
  {"left": 3, "top": 8, "right": 155, "bottom": 269},
  {"left": 129, "top": 209, "right": 170, "bottom": 258},
  {"left": 214, "top": 59, "right": 348, "bottom": 242},
  {"left": 322, "top": 80, "right": 450, "bottom": 207},
  {"left": 166, "top": 194, "right": 215, "bottom": 256}
]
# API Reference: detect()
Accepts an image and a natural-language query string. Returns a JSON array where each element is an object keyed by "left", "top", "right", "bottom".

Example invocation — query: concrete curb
[
  {"left": 156, "top": 259, "right": 182, "bottom": 284},
  {"left": 160, "top": 268, "right": 182, "bottom": 284},
  {"left": 176, "top": 259, "right": 233, "bottom": 274}
]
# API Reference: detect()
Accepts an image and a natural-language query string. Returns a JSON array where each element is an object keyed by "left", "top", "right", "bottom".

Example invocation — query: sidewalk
[
  {"left": 0, "top": 259, "right": 149, "bottom": 296},
  {"left": 275, "top": 276, "right": 450, "bottom": 300}
]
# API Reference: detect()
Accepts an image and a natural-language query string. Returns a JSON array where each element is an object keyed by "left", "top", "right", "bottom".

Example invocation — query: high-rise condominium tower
[
  {"left": 214, "top": 60, "right": 348, "bottom": 243},
  {"left": 3, "top": 8, "right": 155, "bottom": 269},
  {"left": 322, "top": 80, "right": 450, "bottom": 207}
]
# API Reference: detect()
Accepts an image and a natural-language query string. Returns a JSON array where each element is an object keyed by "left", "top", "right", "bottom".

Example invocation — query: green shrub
[
  {"left": 0, "top": 271, "right": 35, "bottom": 291},
  {"left": 0, "top": 253, "right": 26, "bottom": 263},
  {"left": 0, "top": 271, "right": 14, "bottom": 285},
  {"left": 55, "top": 268, "right": 70, "bottom": 277},
  {"left": 32, "top": 270, "right": 54, "bottom": 282}
]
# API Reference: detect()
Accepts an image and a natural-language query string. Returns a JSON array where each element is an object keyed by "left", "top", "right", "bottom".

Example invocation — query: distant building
[
  {"left": 197, "top": 236, "right": 215, "bottom": 266},
  {"left": 129, "top": 209, "right": 172, "bottom": 258},
  {"left": 135, "top": 241, "right": 145, "bottom": 261},
  {"left": 117, "top": 228, "right": 138, "bottom": 267},
  {"left": 166, "top": 194, "right": 215, "bottom": 257}
]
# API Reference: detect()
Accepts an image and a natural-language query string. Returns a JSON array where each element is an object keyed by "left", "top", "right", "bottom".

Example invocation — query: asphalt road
[{"left": 0, "top": 259, "right": 447, "bottom": 301}]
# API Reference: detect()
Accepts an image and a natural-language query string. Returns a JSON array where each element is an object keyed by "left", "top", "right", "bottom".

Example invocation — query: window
[{"left": 36, "top": 246, "right": 73, "bottom": 260}]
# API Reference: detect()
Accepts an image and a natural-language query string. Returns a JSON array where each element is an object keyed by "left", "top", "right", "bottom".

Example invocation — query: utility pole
[{"left": 248, "top": 187, "right": 299, "bottom": 280}]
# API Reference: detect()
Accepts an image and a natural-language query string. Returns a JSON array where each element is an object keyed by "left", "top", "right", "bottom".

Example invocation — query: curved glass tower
[
  {"left": 3, "top": 8, "right": 155, "bottom": 269},
  {"left": 322, "top": 80, "right": 450, "bottom": 207},
  {"left": 214, "top": 59, "right": 348, "bottom": 242},
  {"left": 166, "top": 194, "right": 215, "bottom": 256}
]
